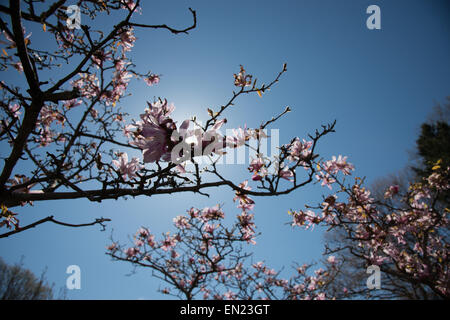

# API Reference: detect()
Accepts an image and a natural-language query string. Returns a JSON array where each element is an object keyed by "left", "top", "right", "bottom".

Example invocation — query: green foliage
[{"left": 414, "top": 121, "right": 450, "bottom": 178}]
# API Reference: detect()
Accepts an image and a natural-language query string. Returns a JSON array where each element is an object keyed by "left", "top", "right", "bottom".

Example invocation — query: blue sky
[{"left": 0, "top": 0, "right": 449, "bottom": 299}]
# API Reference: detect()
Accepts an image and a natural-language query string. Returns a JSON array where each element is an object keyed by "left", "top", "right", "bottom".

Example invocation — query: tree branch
[{"left": 0, "top": 215, "right": 111, "bottom": 238}]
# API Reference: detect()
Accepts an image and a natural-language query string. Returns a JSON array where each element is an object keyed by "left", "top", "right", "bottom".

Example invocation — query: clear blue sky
[{"left": 1, "top": 0, "right": 449, "bottom": 299}]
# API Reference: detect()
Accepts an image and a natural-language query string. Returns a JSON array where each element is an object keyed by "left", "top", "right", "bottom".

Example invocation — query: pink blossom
[
  {"left": 123, "top": 124, "right": 136, "bottom": 137},
  {"left": 144, "top": 74, "right": 160, "bottom": 86},
  {"left": 288, "top": 138, "right": 313, "bottom": 162},
  {"left": 137, "top": 227, "right": 149, "bottom": 238},
  {"left": 173, "top": 215, "right": 191, "bottom": 229},
  {"left": 91, "top": 49, "right": 112, "bottom": 68},
  {"left": 71, "top": 73, "right": 100, "bottom": 99},
  {"left": 203, "top": 223, "right": 217, "bottom": 234},
  {"left": 327, "top": 255, "right": 337, "bottom": 265},
  {"left": 233, "top": 65, "right": 252, "bottom": 87},
  {"left": 201, "top": 205, "right": 225, "bottom": 221},
  {"left": 147, "top": 235, "right": 156, "bottom": 247},
  {"left": 225, "top": 126, "right": 249, "bottom": 148},
  {"left": 323, "top": 155, "right": 354, "bottom": 175},
  {"left": 234, "top": 181, "right": 255, "bottom": 211},
  {"left": 291, "top": 210, "right": 322, "bottom": 229},
  {"left": 125, "top": 247, "right": 140, "bottom": 258},
  {"left": 237, "top": 211, "right": 255, "bottom": 233},
  {"left": 119, "top": 27, "right": 135, "bottom": 52},
  {"left": 315, "top": 171, "right": 336, "bottom": 189},
  {"left": 121, "top": 0, "right": 138, "bottom": 10},
  {"left": 8, "top": 104, "right": 21, "bottom": 118},
  {"left": 278, "top": 165, "right": 294, "bottom": 181},
  {"left": 248, "top": 157, "right": 268, "bottom": 181},
  {"left": 63, "top": 99, "right": 82, "bottom": 109},
  {"left": 130, "top": 100, "right": 183, "bottom": 163},
  {"left": 161, "top": 233, "right": 177, "bottom": 251},
  {"left": 112, "top": 152, "right": 142, "bottom": 180}
]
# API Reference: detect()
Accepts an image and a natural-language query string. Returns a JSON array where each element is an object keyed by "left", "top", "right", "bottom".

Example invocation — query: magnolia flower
[
  {"left": 327, "top": 255, "right": 337, "bottom": 265},
  {"left": 203, "top": 223, "right": 217, "bottom": 234},
  {"left": 130, "top": 99, "right": 188, "bottom": 163},
  {"left": 63, "top": 99, "right": 82, "bottom": 109},
  {"left": 226, "top": 126, "right": 249, "bottom": 148},
  {"left": 233, "top": 65, "right": 252, "bottom": 87},
  {"left": 291, "top": 210, "right": 321, "bottom": 229},
  {"left": 279, "top": 165, "right": 294, "bottom": 181},
  {"left": 201, "top": 205, "right": 225, "bottom": 221},
  {"left": 173, "top": 215, "right": 191, "bottom": 229},
  {"left": 288, "top": 138, "right": 313, "bottom": 162},
  {"left": 121, "top": 0, "right": 138, "bottom": 10},
  {"left": 91, "top": 49, "right": 112, "bottom": 68},
  {"left": 237, "top": 211, "right": 255, "bottom": 234},
  {"left": 323, "top": 155, "right": 354, "bottom": 175},
  {"left": 248, "top": 157, "right": 264, "bottom": 172},
  {"left": 112, "top": 153, "right": 142, "bottom": 180},
  {"left": 71, "top": 73, "right": 100, "bottom": 99},
  {"left": 8, "top": 103, "right": 21, "bottom": 118},
  {"left": 147, "top": 234, "right": 156, "bottom": 247},
  {"left": 144, "top": 74, "right": 160, "bottom": 86},
  {"left": 114, "top": 59, "right": 130, "bottom": 72},
  {"left": 161, "top": 233, "right": 178, "bottom": 251},
  {"left": 234, "top": 180, "right": 255, "bottom": 211},
  {"left": 315, "top": 171, "right": 336, "bottom": 190},
  {"left": 119, "top": 27, "right": 136, "bottom": 52},
  {"left": 248, "top": 157, "right": 266, "bottom": 180},
  {"left": 137, "top": 227, "right": 149, "bottom": 238},
  {"left": 125, "top": 247, "right": 140, "bottom": 258}
]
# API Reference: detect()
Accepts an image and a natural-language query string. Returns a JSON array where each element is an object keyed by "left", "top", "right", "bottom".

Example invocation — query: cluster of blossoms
[
  {"left": 117, "top": 89, "right": 278, "bottom": 180},
  {"left": 246, "top": 134, "right": 316, "bottom": 183},
  {"left": 248, "top": 157, "right": 267, "bottom": 181},
  {"left": 315, "top": 155, "right": 355, "bottom": 189},
  {"left": 248, "top": 136, "right": 315, "bottom": 184},
  {"left": 287, "top": 138, "right": 313, "bottom": 164},
  {"left": 232, "top": 180, "right": 257, "bottom": 244},
  {"left": 71, "top": 73, "right": 100, "bottom": 100},
  {"left": 290, "top": 158, "right": 450, "bottom": 298},
  {"left": 111, "top": 152, "right": 142, "bottom": 180},
  {"left": 118, "top": 27, "right": 136, "bottom": 52},
  {"left": 107, "top": 202, "right": 247, "bottom": 298},
  {"left": 1, "top": 0, "right": 349, "bottom": 299},
  {"left": 35, "top": 105, "right": 66, "bottom": 147},
  {"left": 233, "top": 65, "right": 252, "bottom": 87},
  {"left": 108, "top": 194, "right": 341, "bottom": 300}
]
